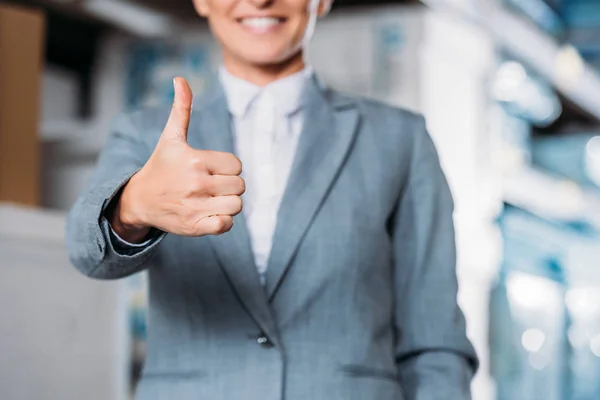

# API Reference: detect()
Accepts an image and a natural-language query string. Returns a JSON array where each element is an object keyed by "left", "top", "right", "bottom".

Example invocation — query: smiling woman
[
  {"left": 191, "top": 0, "right": 332, "bottom": 84},
  {"left": 65, "top": 0, "right": 478, "bottom": 399}
]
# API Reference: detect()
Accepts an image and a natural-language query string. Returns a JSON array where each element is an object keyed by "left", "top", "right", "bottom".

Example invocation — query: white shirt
[{"left": 218, "top": 66, "right": 313, "bottom": 279}]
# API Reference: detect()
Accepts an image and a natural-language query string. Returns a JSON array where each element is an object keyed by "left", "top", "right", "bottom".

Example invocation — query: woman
[{"left": 66, "top": 0, "right": 477, "bottom": 399}]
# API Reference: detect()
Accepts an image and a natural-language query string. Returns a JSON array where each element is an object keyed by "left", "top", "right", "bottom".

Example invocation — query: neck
[{"left": 222, "top": 50, "right": 306, "bottom": 87}]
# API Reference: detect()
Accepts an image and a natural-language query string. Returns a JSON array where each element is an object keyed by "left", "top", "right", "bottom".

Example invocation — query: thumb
[{"left": 162, "top": 77, "right": 193, "bottom": 143}]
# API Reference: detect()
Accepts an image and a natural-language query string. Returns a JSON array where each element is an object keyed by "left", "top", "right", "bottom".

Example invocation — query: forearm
[
  {"left": 66, "top": 171, "right": 164, "bottom": 280},
  {"left": 65, "top": 111, "right": 169, "bottom": 279}
]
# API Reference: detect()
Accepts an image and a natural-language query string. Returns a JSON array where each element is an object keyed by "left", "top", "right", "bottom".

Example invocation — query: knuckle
[
  {"left": 236, "top": 177, "right": 246, "bottom": 194},
  {"left": 205, "top": 216, "right": 229, "bottom": 235},
  {"left": 194, "top": 175, "right": 212, "bottom": 195},
  {"left": 175, "top": 103, "right": 191, "bottom": 113},
  {"left": 181, "top": 221, "right": 196, "bottom": 236},
  {"left": 228, "top": 155, "right": 243, "bottom": 175},
  {"left": 182, "top": 183, "right": 200, "bottom": 199},
  {"left": 188, "top": 154, "right": 207, "bottom": 170},
  {"left": 216, "top": 217, "right": 233, "bottom": 234},
  {"left": 232, "top": 196, "right": 243, "bottom": 214},
  {"left": 186, "top": 214, "right": 209, "bottom": 236},
  {"left": 213, "top": 217, "right": 226, "bottom": 233},
  {"left": 175, "top": 128, "right": 187, "bottom": 139}
]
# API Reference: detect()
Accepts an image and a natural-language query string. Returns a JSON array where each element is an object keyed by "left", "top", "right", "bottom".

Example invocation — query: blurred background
[{"left": 1, "top": 0, "right": 600, "bottom": 399}]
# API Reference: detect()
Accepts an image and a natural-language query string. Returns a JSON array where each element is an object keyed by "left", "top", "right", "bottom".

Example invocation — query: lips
[{"left": 238, "top": 17, "right": 286, "bottom": 32}]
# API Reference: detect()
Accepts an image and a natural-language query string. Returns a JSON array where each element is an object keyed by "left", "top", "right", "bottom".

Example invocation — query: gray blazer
[{"left": 66, "top": 76, "right": 477, "bottom": 400}]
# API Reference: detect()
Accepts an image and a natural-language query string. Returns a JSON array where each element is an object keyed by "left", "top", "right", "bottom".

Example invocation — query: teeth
[{"left": 241, "top": 17, "right": 281, "bottom": 28}]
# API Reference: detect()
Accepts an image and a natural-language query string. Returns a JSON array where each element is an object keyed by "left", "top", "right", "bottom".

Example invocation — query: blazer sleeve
[
  {"left": 392, "top": 116, "right": 478, "bottom": 400},
  {"left": 65, "top": 111, "right": 166, "bottom": 280}
]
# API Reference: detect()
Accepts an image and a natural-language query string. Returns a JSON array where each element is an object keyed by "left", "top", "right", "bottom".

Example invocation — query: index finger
[{"left": 199, "top": 151, "right": 243, "bottom": 176}]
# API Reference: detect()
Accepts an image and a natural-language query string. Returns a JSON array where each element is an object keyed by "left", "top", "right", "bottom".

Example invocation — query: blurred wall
[
  {"left": 0, "top": 205, "right": 129, "bottom": 400},
  {"left": 41, "top": 34, "right": 131, "bottom": 210}
]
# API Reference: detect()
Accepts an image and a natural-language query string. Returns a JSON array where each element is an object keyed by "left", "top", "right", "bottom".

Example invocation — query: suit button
[{"left": 256, "top": 335, "right": 275, "bottom": 349}]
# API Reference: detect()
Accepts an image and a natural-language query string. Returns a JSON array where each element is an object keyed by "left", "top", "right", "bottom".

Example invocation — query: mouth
[{"left": 237, "top": 17, "right": 287, "bottom": 34}]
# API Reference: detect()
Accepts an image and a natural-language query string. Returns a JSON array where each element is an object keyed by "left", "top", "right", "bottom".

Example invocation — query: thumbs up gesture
[{"left": 110, "top": 77, "right": 245, "bottom": 242}]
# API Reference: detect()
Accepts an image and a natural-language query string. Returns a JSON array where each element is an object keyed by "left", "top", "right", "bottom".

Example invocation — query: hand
[{"left": 111, "top": 77, "right": 245, "bottom": 241}]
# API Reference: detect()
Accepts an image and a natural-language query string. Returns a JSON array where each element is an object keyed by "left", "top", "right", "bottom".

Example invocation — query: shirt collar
[{"left": 218, "top": 65, "right": 314, "bottom": 118}]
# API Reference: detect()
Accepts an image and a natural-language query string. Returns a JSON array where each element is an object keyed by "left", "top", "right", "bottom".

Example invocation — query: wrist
[
  {"left": 110, "top": 176, "right": 151, "bottom": 243},
  {"left": 118, "top": 176, "right": 146, "bottom": 229}
]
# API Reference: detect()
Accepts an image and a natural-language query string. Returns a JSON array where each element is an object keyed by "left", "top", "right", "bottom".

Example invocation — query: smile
[{"left": 238, "top": 17, "right": 286, "bottom": 33}]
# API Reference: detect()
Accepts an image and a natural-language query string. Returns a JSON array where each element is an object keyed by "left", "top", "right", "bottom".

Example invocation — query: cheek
[
  {"left": 209, "top": 17, "right": 238, "bottom": 43},
  {"left": 287, "top": 11, "right": 313, "bottom": 38}
]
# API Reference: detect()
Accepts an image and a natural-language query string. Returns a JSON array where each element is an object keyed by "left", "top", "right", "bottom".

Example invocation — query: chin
[
  {"left": 239, "top": 48, "right": 302, "bottom": 68},
  {"left": 246, "top": 56, "right": 289, "bottom": 67}
]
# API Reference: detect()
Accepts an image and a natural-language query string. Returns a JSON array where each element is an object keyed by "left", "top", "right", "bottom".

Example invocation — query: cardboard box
[{"left": 0, "top": 4, "right": 45, "bottom": 206}]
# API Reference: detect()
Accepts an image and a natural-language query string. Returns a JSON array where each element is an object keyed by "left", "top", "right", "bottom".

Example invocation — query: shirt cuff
[
  {"left": 105, "top": 217, "right": 163, "bottom": 257},
  {"left": 107, "top": 221, "right": 155, "bottom": 248}
]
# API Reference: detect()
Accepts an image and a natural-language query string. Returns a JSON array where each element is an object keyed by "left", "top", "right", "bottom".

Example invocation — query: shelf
[
  {"left": 41, "top": 120, "right": 106, "bottom": 161},
  {"left": 424, "top": 0, "right": 600, "bottom": 122},
  {"left": 0, "top": 203, "right": 65, "bottom": 243},
  {"left": 41, "top": 120, "right": 91, "bottom": 141},
  {"left": 503, "top": 167, "right": 600, "bottom": 231}
]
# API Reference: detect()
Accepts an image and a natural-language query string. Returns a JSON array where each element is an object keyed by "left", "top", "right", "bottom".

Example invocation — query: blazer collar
[
  {"left": 263, "top": 74, "right": 360, "bottom": 299},
  {"left": 187, "top": 74, "right": 360, "bottom": 330},
  {"left": 187, "top": 80, "right": 278, "bottom": 340}
]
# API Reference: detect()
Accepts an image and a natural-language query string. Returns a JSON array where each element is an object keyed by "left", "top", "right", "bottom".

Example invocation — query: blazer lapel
[
  {"left": 187, "top": 84, "right": 279, "bottom": 342},
  {"left": 265, "top": 77, "right": 359, "bottom": 300}
]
